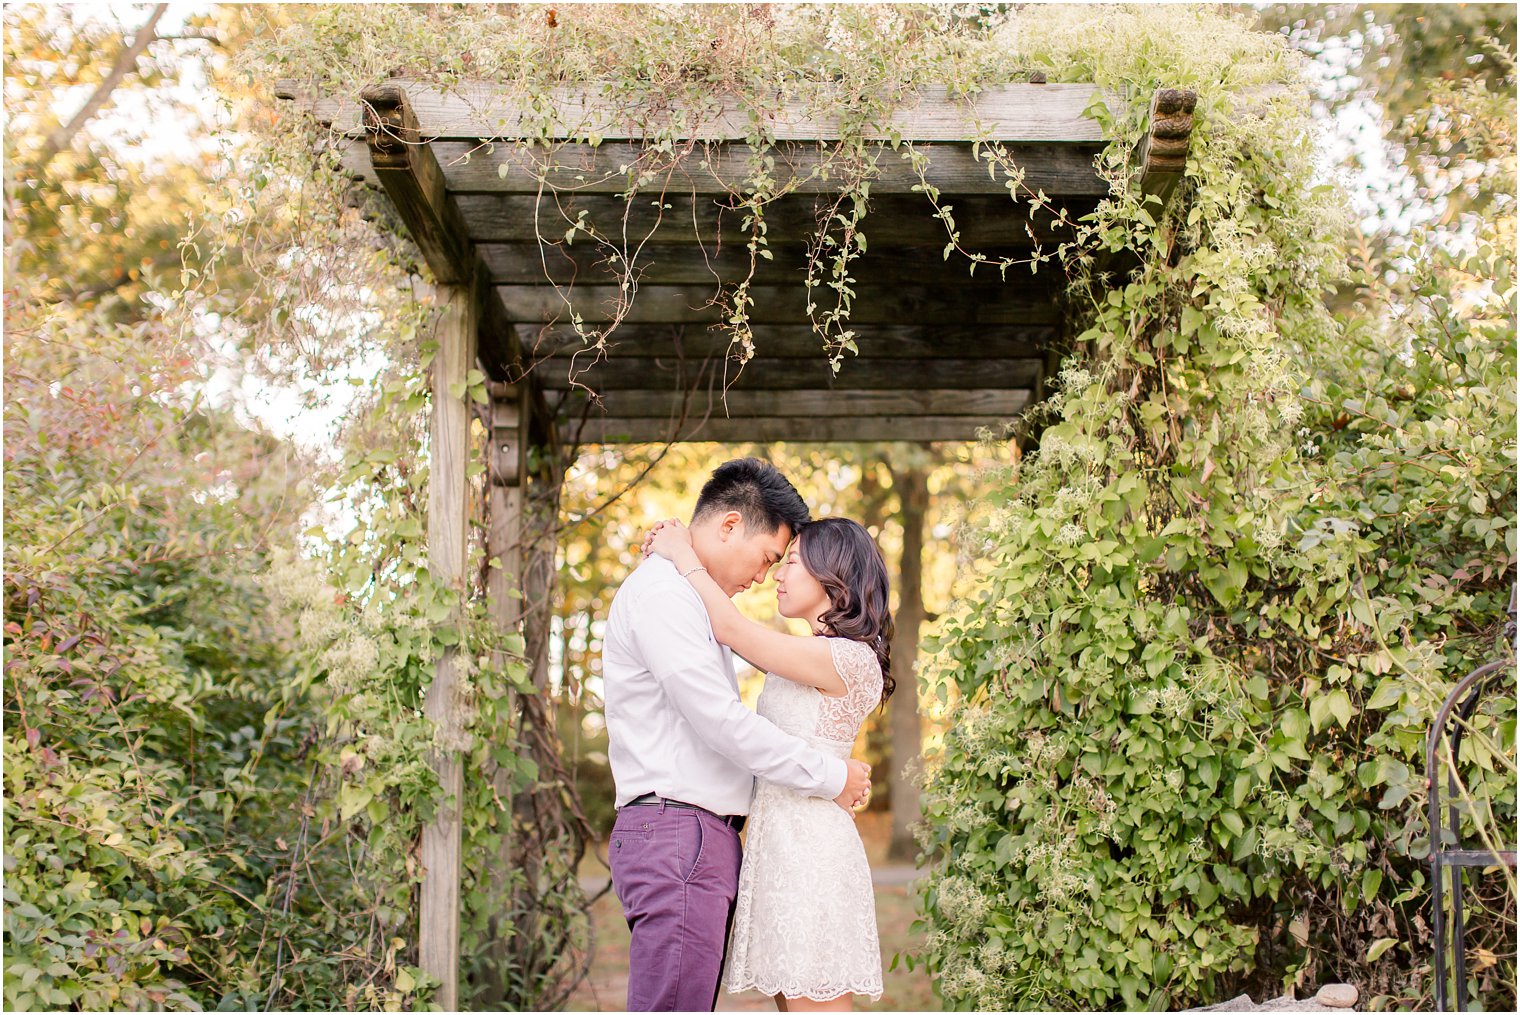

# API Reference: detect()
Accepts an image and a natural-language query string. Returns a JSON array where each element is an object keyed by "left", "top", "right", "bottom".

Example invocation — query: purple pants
[{"left": 608, "top": 801, "right": 744, "bottom": 1011}]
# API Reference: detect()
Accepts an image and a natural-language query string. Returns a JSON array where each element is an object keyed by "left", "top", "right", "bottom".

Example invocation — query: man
[{"left": 602, "top": 457, "right": 873, "bottom": 1012}]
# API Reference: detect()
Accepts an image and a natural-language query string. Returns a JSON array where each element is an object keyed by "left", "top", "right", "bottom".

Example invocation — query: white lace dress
[{"left": 724, "top": 637, "right": 885, "bottom": 1002}]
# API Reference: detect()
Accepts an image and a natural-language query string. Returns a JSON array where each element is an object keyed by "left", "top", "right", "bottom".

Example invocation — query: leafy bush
[
  {"left": 3, "top": 285, "right": 548, "bottom": 1012},
  {"left": 914, "top": 6, "right": 1516, "bottom": 1011},
  {"left": 2, "top": 303, "right": 326, "bottom": 1009}
]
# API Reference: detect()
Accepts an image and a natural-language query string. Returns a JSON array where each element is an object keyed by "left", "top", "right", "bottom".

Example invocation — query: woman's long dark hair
[{"left": 797, "top": 517, "right": 895, "bottom": 708}]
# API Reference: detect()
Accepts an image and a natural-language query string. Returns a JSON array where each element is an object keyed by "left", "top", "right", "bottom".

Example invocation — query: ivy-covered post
[
  {"left": 419, "top": 283, "right": 477, "bottom": 1008},
  {"left": 359, "top": 82, "right": 484, "bottom": 1008}
]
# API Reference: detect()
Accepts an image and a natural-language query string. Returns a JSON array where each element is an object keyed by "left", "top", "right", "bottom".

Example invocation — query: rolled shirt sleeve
[{"left": 632, "top": 579, "right": 848, "bottom": 801}]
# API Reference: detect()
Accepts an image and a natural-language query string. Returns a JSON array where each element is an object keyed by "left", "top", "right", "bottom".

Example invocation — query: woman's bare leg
[
  {"left": 785, "top": 995, "right": 853, "bottom": 1012},
  {"left": 772, "top": 994, "right": 789, "bottom": 1011}
]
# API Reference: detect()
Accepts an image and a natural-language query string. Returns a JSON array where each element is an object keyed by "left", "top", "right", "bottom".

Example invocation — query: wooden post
[
  {"left": 419, "top": 284, "right": 477, "bottom": 1008},
  {"left": 481, "top": 381, "right": 527, "bottom": 1010}
]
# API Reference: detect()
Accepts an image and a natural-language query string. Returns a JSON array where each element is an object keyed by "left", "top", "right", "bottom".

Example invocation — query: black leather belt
[{"left": 624, "top": 793, "right": 746, "bottom": 832}]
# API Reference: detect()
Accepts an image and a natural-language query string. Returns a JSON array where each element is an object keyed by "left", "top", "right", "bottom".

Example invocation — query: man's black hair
[{"left": 691, "top": 458, "right": 810, "bottom": 536}]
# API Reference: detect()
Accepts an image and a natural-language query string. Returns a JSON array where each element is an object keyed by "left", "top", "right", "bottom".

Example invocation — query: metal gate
[{"left": 1426, "top": 586, "right": 1517, "bottom": 1011}]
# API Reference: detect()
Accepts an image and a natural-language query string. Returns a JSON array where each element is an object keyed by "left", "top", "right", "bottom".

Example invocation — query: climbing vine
[{"left": 909, "top": 7, "right": 1516, "bottom": 1012}]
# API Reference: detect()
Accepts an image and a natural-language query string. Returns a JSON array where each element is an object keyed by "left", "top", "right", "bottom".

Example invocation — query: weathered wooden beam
[
  {"left": 497, "top": 283, "right": 1059, "bottom": 327},
  {"left": 556, "top": 387, "right": 1029, "bottom": 419},
  {"left": 471, "top": 255, "right": 527, "bottom": 382},
  {"left": 360, "top": 84, "right": 536, "bottom": 394},
  {"left": 363, "top": 85, "right": 474, "bottom": 285},
  {"left": 480, "top": 241, "right": 1050, "bottom": 287},
  {"left": 419, "top": 283, "right": 477, "bottom": 1009},
  {"left": 1134, "top": 88, "right": 1197, "bottom": 205},
  {"left": 563, "top": 413, "right": 1022, "bottom": 444},
  {"left": 341, "top": 138, "right": 1108, "bottom": 197},
  {"left": 519, "top": 322, "right": 1051, "bottom": 362},
  {"left": 279, "top": 79, "right": 1108, "bottom": 143},
  {"left": 1085, "top": 87, "right": 1198, "bottom": 287},
  {"left": 457, "top": 193, "right": 1085, "bottom": 247},
  {"left": 535, "top": 356, "right": 1044, "bottom": 391}
]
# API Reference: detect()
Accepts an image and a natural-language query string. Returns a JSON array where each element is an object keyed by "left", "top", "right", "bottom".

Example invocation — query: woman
[{"left": 642, "top": 515, "right": 893, "bottom": 1011}]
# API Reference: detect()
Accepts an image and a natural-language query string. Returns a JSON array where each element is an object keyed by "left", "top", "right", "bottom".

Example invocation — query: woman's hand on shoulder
[{"left": 642, "top": 518, "right": 693, "bottom": 563}]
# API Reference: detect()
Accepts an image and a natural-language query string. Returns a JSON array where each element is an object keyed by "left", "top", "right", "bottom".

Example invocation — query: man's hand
[{"left": 833, "top": 759, "right": 871, "bottom": 814}]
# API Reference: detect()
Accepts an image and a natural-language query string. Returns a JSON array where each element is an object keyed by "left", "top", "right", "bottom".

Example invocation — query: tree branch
[{"left": 32, "top": 4, "right": 169, "bottom": 174}]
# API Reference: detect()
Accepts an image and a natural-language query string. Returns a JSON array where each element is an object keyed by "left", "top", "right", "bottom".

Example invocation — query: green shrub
[
  {"left": 2, "top": 305, "right": 324, "bottom": 1009},
  {"left": 914, "top": 7, "right": 1516, "bottom": 1011}
]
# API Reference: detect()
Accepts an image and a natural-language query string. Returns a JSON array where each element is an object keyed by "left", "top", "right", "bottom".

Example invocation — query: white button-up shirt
[{"left": 603, "top": 555, "right": 848, "bottom": 816}]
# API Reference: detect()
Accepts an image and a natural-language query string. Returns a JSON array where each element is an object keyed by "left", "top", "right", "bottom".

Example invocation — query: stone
[{"left": 1315, "top": 983, "right": 1359, "bottom": 1008}]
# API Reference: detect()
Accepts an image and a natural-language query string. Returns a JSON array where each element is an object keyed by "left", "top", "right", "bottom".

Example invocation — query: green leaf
[
  {"left": 1367, "top": 937, "right": 1399, "bottom": 962},
  {"left": 1231, "top": 772, "right": 1252, "bottom": 809},
  {"left": 338, "top": 783, "right": 374, "bottom": 822},
  {"left": 1309, "top": 693, "right": 1333, "bottom": 732},
  {"left": 1366, "top": 678, "right": 1403, "bottom": 710},
  {"left": 1180, "top": 306, "right": 1204, "bottom": 336},
  {"left": 1325, "top": 689, "right": 1354, "bottom": 728}
]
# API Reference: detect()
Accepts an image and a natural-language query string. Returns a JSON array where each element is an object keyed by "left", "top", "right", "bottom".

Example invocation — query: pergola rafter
[
  {"left": 277, "top": 76, "right": 1196, "bottom": 1004},
  {"left": 279, "top": 78, "right": 1183, "bottom": 448}
]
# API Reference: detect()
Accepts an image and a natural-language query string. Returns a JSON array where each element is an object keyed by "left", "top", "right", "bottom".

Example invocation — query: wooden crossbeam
[
  {"left": 342, "top": 139, "right": 1108, "bottom": 198},
  {"left": 278, "top": 79, "right": 1107, "bottom": 143},
  {"left": 563, "top": 413, "right": 1022, "bottom": 444},
  {"left": 455, "top": 192, "right": 1084, "bottom": 247},
  {"left": 361, "top": 86, "right": 550, "bottom": 396},
  {"left": 1088, "top": 86, "right": 1198, "bottom": 285},
  {"left": 480, "top": 241, "right": 1052, "bottom": 287},
  {"left": 497, "top": 283, "right": 1058, "bottom": 327},
  {"left": 1134, "top": 88, "right": 1197, "bottom": 205},
  {"left": 515, "top": 323, "right": 1051, "bottom": 361},
  {"left": 555, "top": 387, "right": 1027, "bottom": 419},
  {"left": 534, "top": 356, "right": 1043, "bottom": 391},
  {"left": 363, "top": 85, "right": 475, "bottom": 285}
]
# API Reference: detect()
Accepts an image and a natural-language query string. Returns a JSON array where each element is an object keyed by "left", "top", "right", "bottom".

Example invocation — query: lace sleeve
[{"left": 816, "top": 638, "right": 884, "bottom": 742}]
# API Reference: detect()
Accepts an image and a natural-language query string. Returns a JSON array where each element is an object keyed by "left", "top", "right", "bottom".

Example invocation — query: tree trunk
[
  {"left": 855, "top": 460, "right": 893, "bottom": 783},
  {"left": 886, "top": 456, "right": 929, "bottom": 863},
  {"left": 33, "top": 5, "right": 168, "bottom": 173}
]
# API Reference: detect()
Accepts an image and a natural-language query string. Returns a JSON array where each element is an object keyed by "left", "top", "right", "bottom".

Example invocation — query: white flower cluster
[
  {"left": 936, "top": 874, "right": 991, "bottom": 931},
  {"left": 1277, "top": 395, "right": 1305, "bottom": 428},
  {"left": 953, "top": 703, "right": 998, "bottom": 753},
  {"left": 948, "top": 802, "right": 993, "bottom": 834},
  {"left": 260, "top": 547, "right": 389, "bottom": 699},
  {"left": 1055, "top": 522, "right": 1085, "bottom": 547},
  {"left": 1050, "top": 480, "right": 1098, "bottom": 519},
  {"left": 1037, "top": 430, "right": 1101, "bottom": 471},
  {"left": 937, "top": 955, "right": 1003, "bottom": 1011},
  {"left": 1057, "top": 365, "right": 1093, "bottom": 394},
  {"left": 1072, "top": 774, "right": 1117, "bottom": 836},
  {"left": 1253, "top": 517, "right": 1284, "bottom": 555},
  {"left": 1009, "top": 839, "right": 1098, "bottom": 909},
  {"left": 1022, "top": 730, "right": 1067, "bottom": 767}
]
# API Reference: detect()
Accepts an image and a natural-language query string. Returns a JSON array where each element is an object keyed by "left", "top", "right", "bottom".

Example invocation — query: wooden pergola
[{"left": 279, "top": 78, "right": 1194, "bottom": 1005}]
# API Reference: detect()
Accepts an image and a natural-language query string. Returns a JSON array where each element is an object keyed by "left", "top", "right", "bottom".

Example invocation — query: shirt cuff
[{"left": 822, "top": 755, "right": 848, "bottom": 800}]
